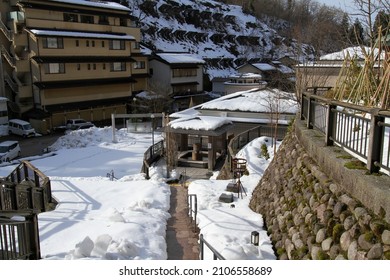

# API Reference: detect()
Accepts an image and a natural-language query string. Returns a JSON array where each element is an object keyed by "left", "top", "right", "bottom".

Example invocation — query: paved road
[{"left": 0, "top": 132, "right": 62, "bottom": 158}]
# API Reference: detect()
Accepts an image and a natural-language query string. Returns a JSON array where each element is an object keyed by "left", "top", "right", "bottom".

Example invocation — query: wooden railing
[
  {"left": 141, "top": 140, "right": 164, "bottom": 179},
  {"left": 301, "top": 90, "right": 390, "bottom": 174},
  {"left": 0, "top": 218, "right": 38, "bottom": 260},
  {"left": 1, "top": 161, "right": 53, "bottom": 215},
  {"left": 0, "top": 161, "right": 54, "bottom": 260},
  {"left": 226, "top": 125, "right": 288, "bottom": 172}
]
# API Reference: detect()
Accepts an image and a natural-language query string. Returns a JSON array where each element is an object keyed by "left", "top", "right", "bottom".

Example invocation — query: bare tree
[{"left": 351, "top": 0, "right": 389, "bottom": 47}]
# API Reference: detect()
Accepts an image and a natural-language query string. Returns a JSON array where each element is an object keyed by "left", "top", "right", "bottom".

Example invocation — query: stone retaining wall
[{"left": 249, "top": 120, "right": 390, "bottom": 260}]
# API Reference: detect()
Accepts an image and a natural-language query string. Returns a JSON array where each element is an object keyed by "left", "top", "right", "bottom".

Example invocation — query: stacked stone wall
[{"left": 249, "top": 121, "right": 390, "bottom": 260}]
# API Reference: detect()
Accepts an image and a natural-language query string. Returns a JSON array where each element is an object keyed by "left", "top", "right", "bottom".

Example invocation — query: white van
[{"left": 8, "top": 119, "right": 36, "bottom": 138}]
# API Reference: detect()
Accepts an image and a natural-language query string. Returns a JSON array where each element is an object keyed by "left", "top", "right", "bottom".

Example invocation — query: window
[
  {"left": 103, "top": 63, "right": 106, "bottom": 70},
  {"left": 109, "top": 40, "right": 125, "bottom": 50},
  {"left": 93, "top": 64, "right": 96, "bottom": 70},
  {"left": 172, "top": 68, "right": 197, "bottom": 77},
  {"left": 86, "top": 40, "right": 89, "bottom": 47},
  {"left": 133, "top": 41, "right": 140, "bottom": 50},
  {"left": 99, "top": 15, "right": 109, "bottom": 24},
  {"left": 81, "top": 15, "right": 94, "bottom": 24},
  {"left": 64, "top": 13, "right": 78, "bottom": 22},
  {"left": 43, "top": 37, "right": 63, "bottom": 49},
  {"left": 45, "top": 63, "right": 65, "bottom": 74},
  {"left": 119, "top": 17, "right": 128, "bottom": 26},
  {"left": 111, "top": 62, "right": 126, "bottom": 71},
  {"left": 173, "top": 84, "right": 197, "bottom": 94},
  {"left": 87, "top": 64, "right": 91, "bottom": 70},
  {"left": 76, "top": 40, "right": 79, "bottom": 47},
  {"left": 77, "top": 64, "right": 81, "bottom": 70},
  {"left": 134, "top": 61, "right": 145, "bottom": 69},
  {"left": 102, "top": 41, "right": 105, "bottom": 48},
  {"left": 92, "top": 41, "right": 95, "bottom": 47}
]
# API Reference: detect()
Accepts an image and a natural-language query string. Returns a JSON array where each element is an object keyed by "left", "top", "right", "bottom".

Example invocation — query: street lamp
[{"left": 251, "top": 231, "right": 259, "bottom": 246}]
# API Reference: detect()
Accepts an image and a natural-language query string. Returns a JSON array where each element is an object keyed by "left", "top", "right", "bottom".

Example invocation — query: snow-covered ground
[{"left": 0, "top": 125, "right": 277, "bottom": 260}]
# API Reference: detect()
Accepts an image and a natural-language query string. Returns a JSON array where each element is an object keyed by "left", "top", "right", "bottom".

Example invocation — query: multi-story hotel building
[{"left": 0, "top": 0, "right": 148, "bottom": 129}]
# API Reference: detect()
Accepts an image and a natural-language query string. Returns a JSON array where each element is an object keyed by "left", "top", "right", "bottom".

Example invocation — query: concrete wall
[{"left": 249, "top": 119, "right": 390, "bottom": 259}]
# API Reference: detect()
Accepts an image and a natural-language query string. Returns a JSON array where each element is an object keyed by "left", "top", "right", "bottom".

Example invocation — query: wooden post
[{"left": 27, "top": 214, "right": 41, "bottom": 259}]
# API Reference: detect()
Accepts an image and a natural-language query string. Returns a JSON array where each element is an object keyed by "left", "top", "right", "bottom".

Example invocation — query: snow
[
  {"left": 49, "top": 0, "right": 131, "bottom": 12},
  {"left": 320, "top": 46, "right": 386, "bottom": 60},
  {"left": 29, "top": 29, "right": 135, "bottom": 40},
  {"left": 251, "top": 63, "right": 277, "bottom": 71},
  {"left": 130, "top": 0, "right": 314, "bottom": 79},
  {"left": 169, "top": 116, "right": 232, "bottom": 131},
  {"left": 0, "top": 123, "right": 278, "bottom": 260},
  {"left": 188, "top": 136, "right": 279, "bottom": 260},
  {"left": 156, "top": 53, "right": 205, "bottom": 64},
  {"left": 200, "top": 89, "right": 298, "bottom": 114}
]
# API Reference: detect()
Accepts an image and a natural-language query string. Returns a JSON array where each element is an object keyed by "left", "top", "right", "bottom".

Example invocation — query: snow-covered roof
[
  {"left": 200, "top": 89, "right": 297, "bottom": 114},
  {"left": 229, "top": 73, "right": 263, "bottom": 79},
  {"left": 251, "top": 63, "right": 277, "bottom": 71},
  {"left": 169, "top": 116, "right": 232, "bottom": 131},
  {"left": 28, "top": 29, "right": 135, "bottom": 40},
  {"left": 48, "top": 0, "right": 130, "bottom": 12},
  {"left": 277, "top": 64, "right": 294, "bottom": 74},
  {"left": 155, "top": 53, "right": 205, "bottom": 64},
  {"left": 320, "top": 46, "right": 385, "bottom": 60}
]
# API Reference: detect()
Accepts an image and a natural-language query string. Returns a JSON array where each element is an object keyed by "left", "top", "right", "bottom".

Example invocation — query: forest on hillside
[
  {"left": 222, "top": 0, "right": 389, "bottom": 54},
  {"left": 114, "top": 0, "right": 388, "bottom": 55}
]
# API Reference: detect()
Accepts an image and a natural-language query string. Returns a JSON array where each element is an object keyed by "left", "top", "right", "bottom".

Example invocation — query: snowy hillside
[{"left": 128, "top": 0, "right": 315, "bottom": 78}]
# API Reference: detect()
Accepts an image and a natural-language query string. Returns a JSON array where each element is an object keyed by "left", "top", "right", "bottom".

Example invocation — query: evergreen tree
[
  {"left": 349, "top": 18, "right": 365, "bottom": 45},
  {"left": 340, "top": 13, "right": 350, "bottom": 44},
  {"left": 373, "top": 10, "right": 390, "bottom": 39}
]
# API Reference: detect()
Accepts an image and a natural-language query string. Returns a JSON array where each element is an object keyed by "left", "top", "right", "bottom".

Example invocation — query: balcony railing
[
  {"left": 0, "top": 218, "right": 35, "bottom": 260},
  {"left": 1, "top": 161, "right": 54, "bottom": 215},
  {"left": 0, "top": 17, "right": 12, "bottom": 41},
  {"left": 301, "top": 89, "right": 390, "bottom": 174}
]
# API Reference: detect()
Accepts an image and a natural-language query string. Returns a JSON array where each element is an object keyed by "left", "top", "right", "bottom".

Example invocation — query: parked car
[
  {"left": 66, "top": 119, "right": 95, "bottom": 130},
  {"left": 8, "top": 119, "right": 36, "bottom": 138},
  {"left": 0, "top": 140, "right": 21, "bottom": 162}
]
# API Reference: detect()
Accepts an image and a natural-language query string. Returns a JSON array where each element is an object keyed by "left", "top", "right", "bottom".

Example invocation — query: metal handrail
[
  {"left": 199, "top": 234, "right": 225, "bottom": 260},
  {"left": 301, "top": 91, "right": 390, "bottom": 174},
  {"left": 187, "top": 194, "right": 197, "bottom": 227}
]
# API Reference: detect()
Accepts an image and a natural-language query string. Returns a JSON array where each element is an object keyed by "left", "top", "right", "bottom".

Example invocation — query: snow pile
[
  {"left": 49, "top": 127, "right": 126, "bottom": 150},
  {"left": 188, "top": 136, "right": 279, "bottom": 260}
]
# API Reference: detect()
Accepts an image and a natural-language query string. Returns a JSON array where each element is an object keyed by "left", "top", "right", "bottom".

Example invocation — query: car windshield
[
  {"left": 22, "top": 124, "right": 32, "bottom": 130},
  {"left": 0, "top": 146, "right": 9, "bottom": 153}
]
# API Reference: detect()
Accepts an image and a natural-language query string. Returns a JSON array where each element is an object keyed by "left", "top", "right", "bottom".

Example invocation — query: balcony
[
  {"left": 26, "top": 18, "right": 141, "bottom": 39},
  {"left": 1, "top": 46, "right": 29, "bottom": 72}
]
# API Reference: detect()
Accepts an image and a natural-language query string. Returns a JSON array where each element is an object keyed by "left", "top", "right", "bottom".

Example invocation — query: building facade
[
  {"left": 149, "top": 52, "right": 205, "bottom": 112},
  {"left": 0, "top": 0, "right": 148, "bottom": 129}
]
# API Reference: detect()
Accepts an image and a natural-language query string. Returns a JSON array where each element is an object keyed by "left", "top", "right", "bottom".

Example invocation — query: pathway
[{"left": 166, "top": 166, "right": 212, "bottom": 260}]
